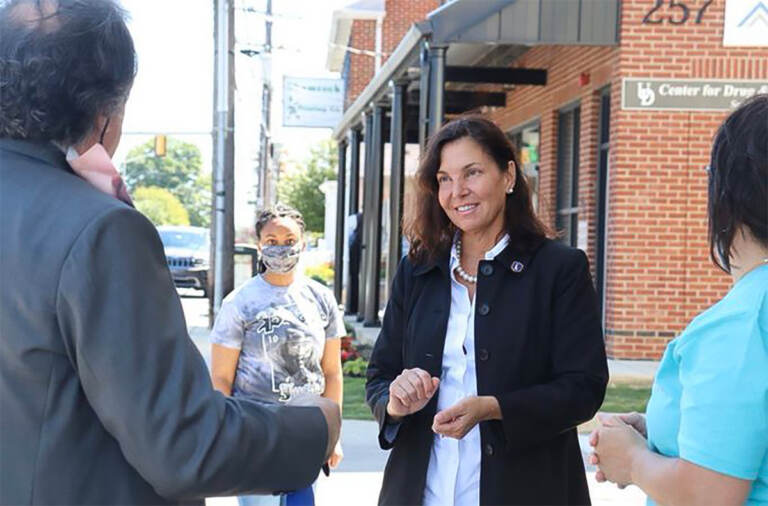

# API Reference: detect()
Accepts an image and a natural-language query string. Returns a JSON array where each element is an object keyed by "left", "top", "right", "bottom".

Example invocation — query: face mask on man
[
  {"left": 66, "top": 118, "right": 133, "bottom": 206},
  {"left": 261, "top": 244, "right": 302, "bottom": 273}
]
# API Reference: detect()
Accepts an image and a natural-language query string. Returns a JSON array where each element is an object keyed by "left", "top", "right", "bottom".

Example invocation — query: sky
[{"left": 115, "top": 0, "right": 351, "bottom": 230}]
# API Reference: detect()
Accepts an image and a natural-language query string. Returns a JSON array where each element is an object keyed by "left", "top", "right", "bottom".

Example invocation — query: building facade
[{"left": 327, "top": 0, "right": 768, "bottom": 359}]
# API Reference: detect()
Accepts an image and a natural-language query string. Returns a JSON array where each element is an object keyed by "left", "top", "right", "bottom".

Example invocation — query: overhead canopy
[{"left": 332, "top": 0, "right": 620, "bottom": 140}]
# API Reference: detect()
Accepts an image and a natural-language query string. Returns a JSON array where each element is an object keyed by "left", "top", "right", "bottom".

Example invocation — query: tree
[
  {"left": 133, "top": 186, "right": 190, "bottom": 226},
  {"left": 123, "top": 137, "right": 211, "bottom": 227},
  {"left": 278, "top": 139, "right": 337, "bottom": 233}
]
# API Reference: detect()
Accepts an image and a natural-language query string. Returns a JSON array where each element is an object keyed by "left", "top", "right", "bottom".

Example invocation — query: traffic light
[{"left": 154, "top": 134, "right": 167, "bottom": 157}]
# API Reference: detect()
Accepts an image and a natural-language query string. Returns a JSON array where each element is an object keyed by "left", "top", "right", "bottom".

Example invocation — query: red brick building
[{"left": 328, "top": 0, "right": 768, "bottom": 359}]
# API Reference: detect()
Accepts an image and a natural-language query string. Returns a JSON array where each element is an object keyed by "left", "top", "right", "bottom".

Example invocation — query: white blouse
[{"left": 423, "top": 234, "right": 510, "bottom": 506}]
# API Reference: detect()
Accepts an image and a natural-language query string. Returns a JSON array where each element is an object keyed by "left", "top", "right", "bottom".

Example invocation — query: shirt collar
[{"left": 450, "top": 233, "right": 511, "bottom": 270}]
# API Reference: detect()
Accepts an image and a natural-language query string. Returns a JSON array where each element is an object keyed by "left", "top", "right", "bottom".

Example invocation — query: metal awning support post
[
  {"left": 418, "top": 41, "right": 430, "bottom": 151},
  {"left": 345, "top": 128, "right": 362, "bottom": 314},
  {"left": 387, "top": 78, "right": 408, "bottom": 292},
  {"left": 357, "top": 111, "right": 374, "bottom": 321},
  {"left": 333, "top": 139, "right": 347, "bottom": 304},
  {"left": 427, "top": 43, "right": 448, "bottom": 138},
  {"left": 363, "top": 102, "right": 387, "bottom": 327}
]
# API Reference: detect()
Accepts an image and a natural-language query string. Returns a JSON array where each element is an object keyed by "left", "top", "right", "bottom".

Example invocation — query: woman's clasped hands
[
  {"left": 588, "top": 412, "right": 648, "bottom": 488},
  {"left": 387, "top": 368, "right": 440, "bottom": 419},
  {"left": 386, "top": 367, "right": 495, "bottom": 440}
]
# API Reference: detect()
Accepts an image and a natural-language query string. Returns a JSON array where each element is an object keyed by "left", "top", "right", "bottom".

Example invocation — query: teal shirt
[{"left": 646, "top": 264, "right": 768, "bottom": 505}]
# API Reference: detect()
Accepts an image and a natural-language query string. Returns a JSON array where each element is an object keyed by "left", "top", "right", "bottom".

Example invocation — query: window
[
  {"left": 556, "top": 105, "right": 580, "bottom": 247},
  {"left": 595, "top": 89, "right": 611, "bottom": 320},
  {"left": 508, "top": 122, "right": 540, "bottom": 213}
]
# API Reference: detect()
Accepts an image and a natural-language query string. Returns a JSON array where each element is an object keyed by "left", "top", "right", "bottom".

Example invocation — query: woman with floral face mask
[{"left": 210, "top": 204, "right": 345, "bottom": 506}]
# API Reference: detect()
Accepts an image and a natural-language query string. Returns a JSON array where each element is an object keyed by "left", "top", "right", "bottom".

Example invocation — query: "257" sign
[{"left": 642, "top": 0, "right": 714, "bottom": 24}]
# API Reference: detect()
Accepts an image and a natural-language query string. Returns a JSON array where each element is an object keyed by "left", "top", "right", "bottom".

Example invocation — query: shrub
[
  {"left": 304, "top": 262, "right": 334, "bottom": 286},
  {"left": 343, "top": 357, "right": 368, "bottom": 377},
  {"left": 340, "top": 336, "right": 360, "bottom": 363}
]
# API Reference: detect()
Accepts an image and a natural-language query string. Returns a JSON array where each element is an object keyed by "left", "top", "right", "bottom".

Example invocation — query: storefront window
[{"left": 509, "top": 124, "right": 540, "bottom": 213}]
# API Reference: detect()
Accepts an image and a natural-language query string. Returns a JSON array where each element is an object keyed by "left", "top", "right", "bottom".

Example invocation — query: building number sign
[{"left": 642, "top": 0, "right": 713, "bottom": 24}]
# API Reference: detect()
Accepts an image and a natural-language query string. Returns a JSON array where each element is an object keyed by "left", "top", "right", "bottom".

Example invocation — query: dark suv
[{"left": 157, "top": 226, "right": 210, "bottom": 297}]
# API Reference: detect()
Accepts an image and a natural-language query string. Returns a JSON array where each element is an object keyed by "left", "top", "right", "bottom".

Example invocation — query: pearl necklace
[{"left": 454, "top": 237, "right": 477, "bottom": 284}]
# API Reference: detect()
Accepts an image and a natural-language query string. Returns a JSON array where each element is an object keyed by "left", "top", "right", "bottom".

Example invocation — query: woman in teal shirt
[{"left": 590, "top": 94, "right": 768, "bottom": 505}]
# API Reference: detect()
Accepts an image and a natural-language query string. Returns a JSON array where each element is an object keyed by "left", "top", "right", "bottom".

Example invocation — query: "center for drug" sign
[{"left": 622, "top": 78, "right": 768, "bottom": 111}]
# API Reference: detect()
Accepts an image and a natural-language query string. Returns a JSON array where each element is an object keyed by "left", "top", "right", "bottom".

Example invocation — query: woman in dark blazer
[{"left": 366, "top": 116, "right": 608, "bottom": 506}]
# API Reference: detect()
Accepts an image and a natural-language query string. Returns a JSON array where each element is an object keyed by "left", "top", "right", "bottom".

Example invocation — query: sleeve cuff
[{"left": 679, "top": 442, "right": 761, "bottom": 480}]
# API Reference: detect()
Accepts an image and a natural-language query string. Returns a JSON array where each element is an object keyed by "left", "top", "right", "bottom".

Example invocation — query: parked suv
[{"left": 157, "top": 225, "right": 210, "bottom": 297}]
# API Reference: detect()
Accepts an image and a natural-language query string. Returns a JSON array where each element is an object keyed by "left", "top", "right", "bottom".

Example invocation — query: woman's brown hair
[{"left": 404, "top": 116, "right": 549, "bottom": 264}]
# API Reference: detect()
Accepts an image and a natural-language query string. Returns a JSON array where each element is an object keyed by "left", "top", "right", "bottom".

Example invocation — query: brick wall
[
  {"left": 382, "top": 0, "right": 439, "bottom": 60},
  {"left": 606, "top": 0, "right": 767, "bottom": 358},
  {"left": 345, "top": 19, "right": 376, "bottom": 109},
  {"left": 488, "top": 0, "right": 768, "bottom": 359},
  {"left": 344, "top": 0, "right": 439, "bottom": 110}
]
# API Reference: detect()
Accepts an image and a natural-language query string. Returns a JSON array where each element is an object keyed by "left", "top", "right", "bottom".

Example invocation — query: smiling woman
[{"left": 366, "top": 116, "right": 609, "bottom": 506}]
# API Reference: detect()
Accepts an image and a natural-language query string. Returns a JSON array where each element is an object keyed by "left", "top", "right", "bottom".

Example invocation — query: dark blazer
[
  {"left": 0, "top": 139, "right": 328, "bottom": 505},
  {"left": 366, "top": 238, "right": 608, "bottom": 506}
]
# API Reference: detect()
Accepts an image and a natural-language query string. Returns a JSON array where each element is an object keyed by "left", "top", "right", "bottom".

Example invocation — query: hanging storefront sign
[
  {"left": 283, "top": 77, "right": 344, "bottom": 128},
  {"left": 723, "top": 0, "right": 768, "bottom": 46},
  {"left": 622, "top": 78, "right": 768, "bottom": 111}
]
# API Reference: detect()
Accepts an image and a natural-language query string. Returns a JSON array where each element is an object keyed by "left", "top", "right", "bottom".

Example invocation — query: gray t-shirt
[{"left": 210, "top": 275, "right": 345, "bottom": 403}]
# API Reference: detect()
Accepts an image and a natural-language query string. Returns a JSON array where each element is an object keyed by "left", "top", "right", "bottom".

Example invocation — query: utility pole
[
  {"left": 210, "top": 0, "right": 235, "bottom": 319},
  {"left": 258, "top": 0, "right": 273, "bottom": 208}
]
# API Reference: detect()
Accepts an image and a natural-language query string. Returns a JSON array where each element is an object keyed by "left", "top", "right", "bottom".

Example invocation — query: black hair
[
  {"left": 707, "top": 94, "right": 768, "bottom": 273},
  {"left": 0, "top": 0, "right": 137, "bottom": 144},
  {"left": 255, "top": 203, "right": 306, "bottom": 240}
]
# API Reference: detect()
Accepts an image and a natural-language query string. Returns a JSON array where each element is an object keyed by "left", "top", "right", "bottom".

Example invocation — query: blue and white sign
[
  {"left": 723, "top": 0, "right": 768, "bottom": 46},
  {"left": 283, "top": 77, "right": 344, "bottom": 128}
]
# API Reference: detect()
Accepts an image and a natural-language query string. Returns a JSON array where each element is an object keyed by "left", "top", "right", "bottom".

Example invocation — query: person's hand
[
  {"left": 288, "top": 394, "right": 341, "bottom": 462},
  {"left": 432, "top": 396, "right": 488, "bottom": 440},
  {"left": 328, "top": 441, "right": 343, "bottom": 469},
  {"left": 386, "top": 368, "right": 440, "bottom": 419},
  {"left": 589, "top": 411, "right": 648, "bottom": 484},
  {"left": 589, "top": 413, "right": 647, "bottom": 488},
  {"left": 618, "top": 411, "right": 646, "bottom": 438}
]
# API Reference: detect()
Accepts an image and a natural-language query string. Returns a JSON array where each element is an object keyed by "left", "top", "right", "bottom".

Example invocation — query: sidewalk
[
  {"left": 206, "top": 420, "right": 647, "bottom": 506},
  {"left": 186, "top": 297, "right": 650, "bottom": 506}
]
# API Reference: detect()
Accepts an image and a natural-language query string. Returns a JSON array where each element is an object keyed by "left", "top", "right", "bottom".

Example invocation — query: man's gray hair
[{"left": 0, "top": 0, "right": 136, "bottom": 145}]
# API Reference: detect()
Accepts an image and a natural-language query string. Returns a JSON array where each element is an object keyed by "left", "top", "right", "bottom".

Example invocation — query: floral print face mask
[{"left": 261, "top": 244, "right": 302, "bottom": 273}]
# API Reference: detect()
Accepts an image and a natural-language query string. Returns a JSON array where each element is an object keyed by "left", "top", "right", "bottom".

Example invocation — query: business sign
[
  {"left": 723, "top": 0, "right": 768, "bottom": 46},
  {"left": 283, "top": 77, "right": 344, "bottom": 128},
  {"left": 622, "top": 78, "right": 768, "bottom": 111}
]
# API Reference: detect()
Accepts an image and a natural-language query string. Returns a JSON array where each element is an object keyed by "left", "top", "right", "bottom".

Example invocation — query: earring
[{"left": 506, "top": 187, "right": 514, "bottom": 194}]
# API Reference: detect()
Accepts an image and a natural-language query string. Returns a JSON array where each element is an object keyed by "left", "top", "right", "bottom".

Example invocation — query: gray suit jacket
[{"left": 0, "top": 139, "right": 328, "bottom": 505}]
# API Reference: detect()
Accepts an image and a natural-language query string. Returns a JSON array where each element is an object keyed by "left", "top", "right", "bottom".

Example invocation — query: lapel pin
[{"left": 511, "top": 261, "right": 524, "bottom": 273}]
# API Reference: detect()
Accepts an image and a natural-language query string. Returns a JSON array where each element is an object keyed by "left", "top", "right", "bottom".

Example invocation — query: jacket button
[
  {"left": 478, "top": 303, "right": 490, "bottom": 316},
  {"left": 484, "top": 443, "right": 494, "bottom": 456},
  {"left": 480, "top": 264, "right": 494, "bottom": 276},
  {"left": 478, "top": 348, "right": 489, "bottom": 361}
]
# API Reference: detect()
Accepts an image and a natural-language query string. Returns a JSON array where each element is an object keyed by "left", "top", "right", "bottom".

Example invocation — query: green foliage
[
  {"left": 133, "top": 186, "right": 190, "bottom": 226},
  {"left": 124, "top": 137, "right": 211, "bottom": 227},
  {"left": 342, "top": 376, "right": 373, "bottom": 420},
  {"left": 304, "top": 262, "right": 334, "bottom": 287},
  {"left": 278, "top": 139, "right": 337, "bottom": 233},
  {"left": 343, "top": 320, "right": 355, "bottom": 338},
  {"left": 600, "top": 383, "right": 652, "bottom": 413},
  {"left": 342, "top": 357, "right": 368, "bottom": 378}
]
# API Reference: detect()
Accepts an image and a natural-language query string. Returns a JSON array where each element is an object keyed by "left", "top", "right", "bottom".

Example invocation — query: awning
[{"left": 331, "top": 0, "right": 620, "bottom": 140}]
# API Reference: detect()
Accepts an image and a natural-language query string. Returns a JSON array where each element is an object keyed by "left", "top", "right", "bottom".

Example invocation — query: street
[{"left": 179, "top": 291, "right": 645, "bottom": 506}]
